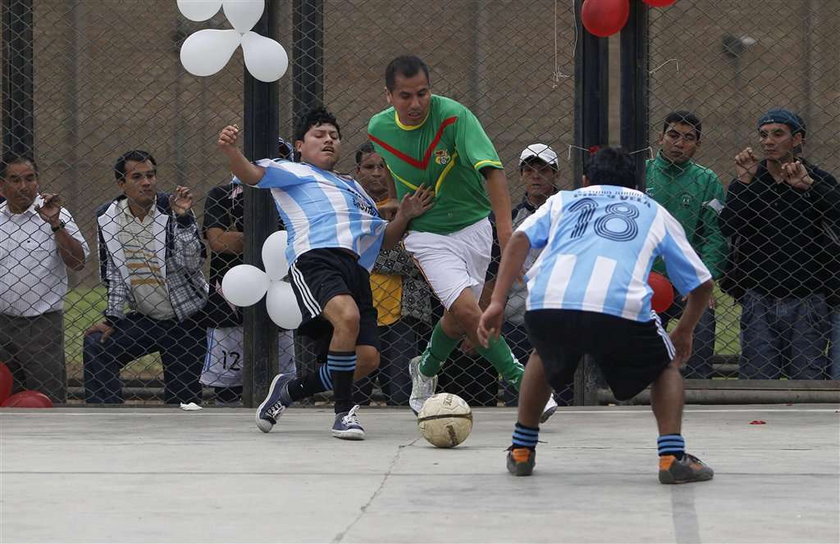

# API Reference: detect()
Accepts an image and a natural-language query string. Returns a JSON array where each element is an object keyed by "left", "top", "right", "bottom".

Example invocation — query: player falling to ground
[
  {"left": 217, "top": 107, "right": 433, "bottom": 440},
  {"left": 368, "top": 55, "right": 555, "bottom": 418},
  {"left": 478, "top": 147, "right": 715, "bottom": 484}
]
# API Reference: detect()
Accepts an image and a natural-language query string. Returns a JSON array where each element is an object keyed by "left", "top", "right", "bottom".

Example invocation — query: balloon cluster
[
  {"left": 177, "top": 0, "right": 288, "bottom": 82},
  {"left": 581, "top": 0, "right": 676, "bottom": 38},
  {"left": 221, "top": 231, "right": 303, "bottom": 330}
]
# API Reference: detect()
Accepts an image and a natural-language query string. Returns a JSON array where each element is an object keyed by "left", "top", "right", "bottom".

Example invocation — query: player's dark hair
[
  {"left": 294, "top": 106, "right": 342, "bottom": 143},
  {"left": 663, "top": 110, "right": 702, "bottom": 140},
  {"left": 583, "top": 147, "right": 637, "bottom": 189},
  {"left": 355, "top": 142, "right": 376, "bottom": 165},
  {"left": 0, "top": 152, "right": 38, "bottom": 179},
  {"left": 385, "top": 55, "right": 430, "bottom": 91},
  {"left": 114, "top": 150, "right": 156, "bottom": 181}
]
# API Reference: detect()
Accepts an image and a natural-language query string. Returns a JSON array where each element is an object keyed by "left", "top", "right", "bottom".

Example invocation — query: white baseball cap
[{"left": 519, "top": 143, "right": 559, "bottom": 169}]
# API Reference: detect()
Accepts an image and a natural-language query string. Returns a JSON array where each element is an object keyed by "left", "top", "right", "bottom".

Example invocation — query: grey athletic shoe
[
  {"left": 255, "top": 374, "right": 294, "bottom": 433},
  {"left": 331, "top": 405, "right": 365, "bottom": 440},
  {"left": 658, "top": 453, "right": 714, "bottom": 484},
  {"left": 506, "top": 447, "right": 536, "bottom": 476},
  {"left": 408, "top": 354, "right": 438, "bottom": 415}
]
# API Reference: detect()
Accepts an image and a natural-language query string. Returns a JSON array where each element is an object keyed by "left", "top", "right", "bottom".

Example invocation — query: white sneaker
[
  {"left": 408, "top": 354, "right": 438, "bottom": 415},
  {"left": 540, "top": 395, "right": 558, "bottom": 424}
]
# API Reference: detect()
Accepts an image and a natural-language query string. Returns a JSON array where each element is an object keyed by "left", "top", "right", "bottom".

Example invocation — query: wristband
[{"left": 51, "top": 220, "right": 66, "bottom": 232}]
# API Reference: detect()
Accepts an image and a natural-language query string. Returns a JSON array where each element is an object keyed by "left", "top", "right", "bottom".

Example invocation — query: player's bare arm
[
  {"left": 217, "top": 125, "right": 266, "bottom": 185},
  {"left": 477, "top": 231, "right": 531, "bottom": 347},
  {"left": 669, "top": 279, "right": 714, "bottom": 366},
  {"left": 484, "top": 167, "right": 513, "bottom": 251},
  {"left": 381, "top": 185, "right": 434, "bottom": 249}
]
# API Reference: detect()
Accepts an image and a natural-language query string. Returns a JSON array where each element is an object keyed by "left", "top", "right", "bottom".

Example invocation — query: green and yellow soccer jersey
[{"left": 367, "top": 95, "right": 502, "bottom": 234}]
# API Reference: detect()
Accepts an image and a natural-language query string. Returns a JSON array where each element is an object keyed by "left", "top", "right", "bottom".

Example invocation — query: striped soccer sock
[
  {"left": 328, "top": 351, "right": 356, "bottom": 414},
  {"left": 657, "top": 434, "right": 685, "bottom": 458},
  {"left": 512, "top": 422, "right": 540, "bottom": 450}
]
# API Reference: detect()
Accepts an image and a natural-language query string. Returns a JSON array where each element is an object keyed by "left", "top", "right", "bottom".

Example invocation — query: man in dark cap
[{"left": 720, "top": 108, "right": 840, "bottom": 380}]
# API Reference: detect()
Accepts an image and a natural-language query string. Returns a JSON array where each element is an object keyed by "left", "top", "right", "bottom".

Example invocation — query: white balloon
[
  {"left": 266, "top": 281, "right": 303, "bottom": 329},
  {"left": 261, "top": 231, "right": 290, "bottom": 281},
  {"left": 177, "top": 0, "right": 223, "bottom": 21},
  {"left": 221, "top": 264, "right": 269, "bottom": 307},
  {"left": 222, "top": 0, "right": 265, "bottom": 33},
  {"left": 241, "top": 31, "right": 289, "bottom": 82},
  {"left": 180, "top": 29, "right": 241, "bottom": 77}
]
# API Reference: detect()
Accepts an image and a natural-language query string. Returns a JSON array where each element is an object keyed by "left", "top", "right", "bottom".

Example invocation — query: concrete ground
[{"left": 1, "top": 404, "right": 838, "bottom": 543}]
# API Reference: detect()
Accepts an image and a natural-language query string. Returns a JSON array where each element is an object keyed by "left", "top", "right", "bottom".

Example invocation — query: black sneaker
[
  {"left": 331, "top": 405, "right": 365, "bottom": 440},
  {"left": 255, "top": 374, "right": 294, "bottom": 433}
]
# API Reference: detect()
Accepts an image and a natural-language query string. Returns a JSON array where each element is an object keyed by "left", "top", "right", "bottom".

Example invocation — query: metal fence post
[
  {"left": 242, "top": 0, "right": 281, "bottom": 408},
  {"left": 2, "top": 0, "right": 34, "bottom": 156},
  {"left": 620, "top": 0, "right": 649, "bottom": 189},
  {"left": 573, "top": 0, "right": 609, "bottom": 406}
]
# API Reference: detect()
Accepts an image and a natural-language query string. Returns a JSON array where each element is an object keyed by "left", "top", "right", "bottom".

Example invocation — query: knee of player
[
  {"left": 448, "top": 300, "right": 483, "bottom": 329},
  {"left": 327, "top": 303, "right": 361, "bottom": 333},
  {"left": 356, "top": 348, "right": 380, "bottom": 374}
]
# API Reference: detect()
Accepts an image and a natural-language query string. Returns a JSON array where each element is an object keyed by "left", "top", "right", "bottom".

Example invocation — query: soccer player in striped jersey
[
  {"left": 217, "top": 107, "right": 433, "bottom": 440},
  {"left": 478, "top": 147, "right": 715, "bottom": 483}
]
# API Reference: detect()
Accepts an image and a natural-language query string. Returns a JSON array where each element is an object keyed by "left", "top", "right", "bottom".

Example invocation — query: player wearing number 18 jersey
[{"left": 479, "top": 147, "right": 715, "bottom": 483}]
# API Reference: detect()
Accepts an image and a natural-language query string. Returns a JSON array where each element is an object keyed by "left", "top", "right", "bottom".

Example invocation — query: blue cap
[{"left": 757, "top": 108, "right": 806, "bottom": 136}]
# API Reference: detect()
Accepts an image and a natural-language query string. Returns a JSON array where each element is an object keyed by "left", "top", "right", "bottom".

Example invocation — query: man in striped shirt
[
  {"left": 479, "top": 147, "right": 715, "bottom": 484},
  {"left": 218, "top": 107, "right": 432, "bottom": 440}
]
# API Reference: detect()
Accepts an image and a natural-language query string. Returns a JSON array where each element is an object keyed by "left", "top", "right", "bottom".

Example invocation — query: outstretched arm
[
  {"left": 217, "top": 125, "right": 265, "bottom": 185},
  {"left": 484, "top": 167, "right": 513, "bottom": 252},
  {"left": 669, "top": 279, "right": 713, "bottom": 367},
  {"left": 381, "top": 186, "right": 434, "bottom": 249},
  {"left": 477, "top": 231, "right": 530, "bottom": 347}
]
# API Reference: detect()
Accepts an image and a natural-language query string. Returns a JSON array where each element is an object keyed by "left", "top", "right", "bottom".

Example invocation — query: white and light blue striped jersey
[
  {"left": 254, "top": 159, "right": 387, "bottom": 271},
  {"left": 518, "top": 185, "right": 711, "bottom": 322}
]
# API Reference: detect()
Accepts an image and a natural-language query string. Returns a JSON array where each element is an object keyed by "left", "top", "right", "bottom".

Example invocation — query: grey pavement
[{"left": 1, "top": 405, "right": 838, "bottom": 543}]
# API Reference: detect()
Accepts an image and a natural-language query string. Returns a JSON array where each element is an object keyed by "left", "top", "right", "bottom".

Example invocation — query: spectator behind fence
[
  {"left": 83, "top": 150, "right": 209, "bottom": 404},
  {"left": 646, "top": 111, "right": 726, "bottom": 379},
  {"left": 487, "top": 144, "right": 571, "bottom": 409},
  {"left": 0, "top": 153, "right": 89, "bottom": 403},
  {"left": 720, "top": 109, "right": 840, "bottom": 379},
  {"left": 351, "top": 142, "right": 433, "bottom": 406},
  {"left": 200, "top": 138, "right": 296, "bottom": 406}
]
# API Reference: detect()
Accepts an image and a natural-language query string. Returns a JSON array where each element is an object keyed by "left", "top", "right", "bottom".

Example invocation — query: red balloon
[
  {"left": 643, "top": 0, "right": 677, "bottom": 6},
  {"left": 0, "top": 362, "right": 13, "bottom": 404},
  {"left": 2, "top": 390, "right": 53, "bottom": 408},
  {"left": 581, "top": 0, "right": 630, "bottom": 38},
  {"left": 648, "top": 272, "right": 675, "bottom": 313}
]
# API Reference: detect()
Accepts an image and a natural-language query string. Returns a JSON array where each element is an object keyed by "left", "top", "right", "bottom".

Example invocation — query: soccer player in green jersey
[{"left": 368, "top": 55, "right": 555, "bottom": 418}]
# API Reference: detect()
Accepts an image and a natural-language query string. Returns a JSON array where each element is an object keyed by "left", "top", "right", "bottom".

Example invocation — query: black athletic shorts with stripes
[
  {"left": 524, "top": 309, "right": 674, "bottom": 401},
  {"left": 288, "top": 248, "right": 380, "bottom": 354}
]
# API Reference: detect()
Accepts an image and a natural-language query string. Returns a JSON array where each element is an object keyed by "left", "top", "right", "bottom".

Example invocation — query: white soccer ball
[{"left": 417, "top": 393, "right": 473, "bottom": 448}]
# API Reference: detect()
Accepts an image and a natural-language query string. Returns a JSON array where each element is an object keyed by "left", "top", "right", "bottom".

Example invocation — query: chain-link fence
[
  {"left": 648, "top": 0, "right": 840, "bottom": 384},
  {"left": 1, "top": 0, "right": 837, "bottom": 407}
]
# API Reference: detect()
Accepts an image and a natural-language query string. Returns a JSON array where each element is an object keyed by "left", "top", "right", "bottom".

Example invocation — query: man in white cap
[{"left": 486, "top": 144, "right": 569, "bottom": 413}]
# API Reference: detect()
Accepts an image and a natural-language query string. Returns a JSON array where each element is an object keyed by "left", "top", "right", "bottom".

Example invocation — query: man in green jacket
[{"left": 646, "top": 111, "right": 726, "bottom": 379}]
